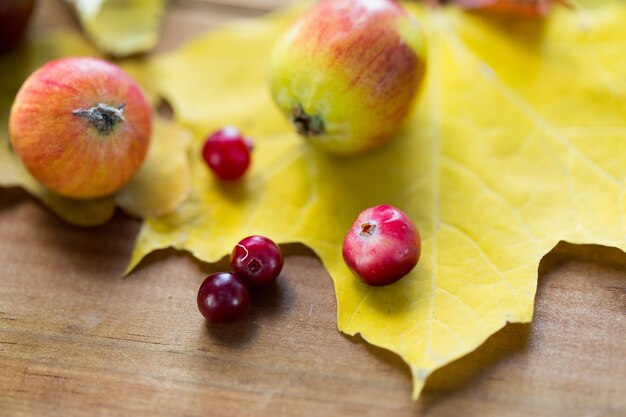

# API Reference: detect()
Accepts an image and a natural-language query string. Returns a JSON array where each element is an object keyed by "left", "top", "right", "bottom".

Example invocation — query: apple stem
[
  {"left": 73, "top": 103, "right": 126, "bottom": 135},
  {"left": 291, "top": 105, "right": 324, "bottom": 137}
]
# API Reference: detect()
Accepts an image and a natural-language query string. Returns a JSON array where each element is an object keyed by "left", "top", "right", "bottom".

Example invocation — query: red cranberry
[
  {"left": 202, "top": 127, "right": 253, "bottom": 181},
  {"left": 230, "top": 235, "right": 283, "bottom": 288},
  {"left": 342, "top": 205, "right": 421, "bottom": 286},
  {"left": 197, "top": 272, "right": 249, "bottom": 323}
]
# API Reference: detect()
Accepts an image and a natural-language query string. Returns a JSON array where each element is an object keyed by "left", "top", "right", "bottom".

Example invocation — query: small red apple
[
  {"left": 9, "top": 57, "right": 152, "bottom": 199},
  {"left": 343, "top": 205, "right": 421, "bottom": 286},
  {"left": 0, "top": 0, "right": 35, "bottom": 53}
]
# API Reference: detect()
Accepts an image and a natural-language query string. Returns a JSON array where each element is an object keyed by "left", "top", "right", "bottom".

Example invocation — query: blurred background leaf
[{"left": 65, "top": 0, "right": 167, "bottom": 56}]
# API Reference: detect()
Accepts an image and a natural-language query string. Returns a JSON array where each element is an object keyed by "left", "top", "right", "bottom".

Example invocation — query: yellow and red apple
[
  {"left": 9, "top": 57, "right": 152, "bottom": 199},
  {"left": 269, "top": 0, "right": 427, "bottom": 155}
]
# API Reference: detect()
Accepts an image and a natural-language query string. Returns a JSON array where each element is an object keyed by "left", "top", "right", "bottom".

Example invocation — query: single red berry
[
  {"left": 197, "top": 272, "right": 250, "bottom": 323},
  {"left": 202, "top": 127, "right": 252, "bottom": 181},
  {"left": 230, "top": 235, "right": 283, "bottom": 288},
  {"left": 342, "top": 205, "right": 421, "bottom": 286}
]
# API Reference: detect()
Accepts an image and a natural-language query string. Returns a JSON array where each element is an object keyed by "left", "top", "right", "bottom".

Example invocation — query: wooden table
[{"left": 1, "top": 1, "right": 625, "bottom": 416}]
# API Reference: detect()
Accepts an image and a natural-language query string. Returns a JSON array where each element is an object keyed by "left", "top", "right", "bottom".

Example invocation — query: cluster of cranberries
[
  {"left": 197, "top": 235, "right": 283, "bottom": 323},
  {"left": 199, "top": 129, "right": 283, "bottom": 323},
  {"left": 202, "top": 129, "right": 421, "bottom": 300}
]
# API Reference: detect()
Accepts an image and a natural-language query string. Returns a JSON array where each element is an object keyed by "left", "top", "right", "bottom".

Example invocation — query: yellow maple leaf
[
  {"left": 127, "top": 1, "right": 625, "bottom": 398},
  {"left": 65, "top": 0, "right": 167, "bottom": 56},
  {"left": 0, "top": 29, "right": 192, "bottom": 226}
]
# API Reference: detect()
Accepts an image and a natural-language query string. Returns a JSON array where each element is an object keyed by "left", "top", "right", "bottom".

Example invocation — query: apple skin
[
  {"left": 343, "top": 205, "right": 421, "bottom": 286},
  {"left": 0, "top": 0, "right": 35, "bottom": 53},
  {"left": 9, "top": 57, "right": 152, "bottom": 199},
  {"left": 269, "top": 0, "right": 427, "bottom": 155}
]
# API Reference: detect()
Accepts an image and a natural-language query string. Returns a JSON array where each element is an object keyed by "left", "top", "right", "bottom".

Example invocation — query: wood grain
[{"left": 1, "top": 1, "right": 625, "bottom": 416}]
